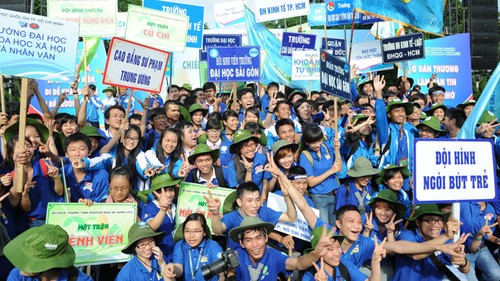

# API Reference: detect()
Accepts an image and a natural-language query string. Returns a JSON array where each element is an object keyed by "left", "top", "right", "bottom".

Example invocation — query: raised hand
[
  {"left": 444, "top": 217, "right": 460, "bottom": 239},
  {"left": 281, "top": 235, "right": 295, "bottom": 250},
  {"left": 372, "top": 237, "right": 387, "bottom": 263},
  {"left": 263, "top": 151, "right": 281, "bottom": 177},
  {"left": 312, "top": 257, "right": 328, "bottom": 281},
  {"left": 153, "top": 188, "right": 173, "bottom": 211},
  {"left": 450, "top": 245, "right": 467, "bottom": 268},
  {"left": 239, "top": 155, "right": 253, "bottom": 171},
  {"left": 45, "top": 159, "right": 60, "bottom": 179},
  {"left": 1, "top": 174, "right": 12, "bottom": 187},
  {"left": 144, "top": 164, "right": 157, "bottom": 178},
  {"left": 477, "top": 218, "right": 498, "bottom": 237},
  {"left": 177, "top": 154, "right": 192, "bottom": 178},
  {"left": 385, "top": 214, "right": 403, "bottom": 234},
  {"left": 373, "top": 75, "right": 386, "bottom": 92},
  {"left": 313, "top": 224, "right": 336, "bottom": 257},
  {"left": 439, "top": 233, "right": 470, "bottom": 258},
  {"left": 364, "top": 212, "right": 374, "bottom": 233},
  {"left": 72, "top": 157, "right": 86, "bottom": 170},
  {"left": 162, "top": 263, "right": 177, "bottom": 279},
  {"left": 153, "top": 245, "right": 166, "bottom": 268},
  {"left": 202, "top": 189, "right": 221, "bottom": 216}
]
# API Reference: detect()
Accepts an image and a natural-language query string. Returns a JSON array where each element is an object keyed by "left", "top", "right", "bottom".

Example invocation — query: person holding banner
[
  {"left": 163, "top": 213, "right": 223, "bottom": 281},
  {"left": 4, "top": 224, "right": 93, "bottom": 281},
  {"left": 117, "top": 222, "right": 167, "bottom": 281}
]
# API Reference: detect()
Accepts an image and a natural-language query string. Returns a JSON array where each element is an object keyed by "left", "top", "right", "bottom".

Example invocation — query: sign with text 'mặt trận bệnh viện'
[{"left": 46, "top": 203, "right": 137, "bottom": 266}]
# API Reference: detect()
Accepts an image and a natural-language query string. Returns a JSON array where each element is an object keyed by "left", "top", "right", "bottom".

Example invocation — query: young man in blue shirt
[
  {"left": 227, "top": 216, "right": 335, "bottom": 281},
  {"left": 205, "top": 181, "right": 297, "bottom": 250},
  {"left": 63, "top": 133, "right": 109, "bottom": 204}
]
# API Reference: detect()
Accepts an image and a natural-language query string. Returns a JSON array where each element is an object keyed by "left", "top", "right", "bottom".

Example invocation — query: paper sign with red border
[{"left": 103, "top": 37, "right": 169, "bottom": 93}]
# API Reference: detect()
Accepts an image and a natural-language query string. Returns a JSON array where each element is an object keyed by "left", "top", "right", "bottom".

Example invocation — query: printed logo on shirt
[
  {"left": 351, "top": 244, "right": 359, "bottom": 254},
  {"left": 484, "top": 213, "right": 494, "bottom": 222},
  {"left": 200, "top": 256, "right": 208, "bottom": 263},
  {"left": 221, "top": 146, "right": 228, "bottom": 153},
  {"left": 255, "top": 165, "right": 263, "bottom": 174},
  {"left": 83, "top": 182, "right": 93, "bottom": 192}
]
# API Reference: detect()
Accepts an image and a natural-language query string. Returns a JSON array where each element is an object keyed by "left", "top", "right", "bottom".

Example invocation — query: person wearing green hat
[
  {"left": 163, "top": 213, "right": 223, "bottom": 281},
  {"left": 4, "top": 118, "right": 49, "bottom": 155},
  {"left": 358, "top": 80, "right": 374, "bottom": 97},
  {"left": 102, "top": 86, "right": 117, "bottom": 112},
  {"left": 425, "top": 103, "right": 448, "bottom": 123},
  {"left": 225, "top": 129, "right": 267, "bottom": 189},
  {"left": 363, "top": 190, "right": 406, "bottom": 242},
  {"left": 185, "top": 144, "right": 227, "bottom": 188},
  {"left": 407, "top": 101, "right": 423, "bottom": 127},
  {"left": 179, "top": 83, "right": 192, "bottom": 97},
  {"left": 116, "top": 221, "right": 167, "bottom": 281},
  {"left": 374, "top": 75, "right": 417, "bottom": 193},
  {"left": 475, "top": 110, "right": 499, "bottom": 139},
  {"left": 188, "top": 103, "right": 208, "bottom": 137},
  {"left": 302, "top": 226, "right": 387, "bottom": 281},
  {"left": 335, "top": 157, "right": 380, "bottom": 214},
  {"left": 343, "top": 114, "right": 379, "bottom": 170},
  {"left": 229, "top": 217, "right": 336, "bottom": 281},
  {"left": 376, "top": 164, "right": 412, "bottom": 218},
  {"left": 457, "top": 100, "right": 476, "bottom": 117},
  {"left": 140, "top": 173, "right": 183, "bottom": 263},
  {"left": 393, "top": 204, "right": 472, "bottom": 281},
  {"left": 262, "top": 140, "right": 298, "bottom": 195},
  {"left": 417, "top": 116, "right": 446, "bottom": 139},
  {"left": 80, "top": 125, "right": 106, "bottom": 157},
  {"left": 4, "top": 224, "right": 92, "bottom": 280}
]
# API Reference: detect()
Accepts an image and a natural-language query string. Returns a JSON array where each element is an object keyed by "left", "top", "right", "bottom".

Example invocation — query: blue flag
[
  {"left": 244, "top": 6, "right": 319, "bottom": 90},
  {"left": 353, "top": 0, "right": 446, "bottom": 35},
  {"left": 458, "top": 63, "right": 500, "bottom": 139}
]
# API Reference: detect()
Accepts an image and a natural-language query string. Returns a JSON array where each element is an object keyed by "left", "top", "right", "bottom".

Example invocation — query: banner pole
[{"left": 347, "top": 10, "right": 356, "bottom": 65}]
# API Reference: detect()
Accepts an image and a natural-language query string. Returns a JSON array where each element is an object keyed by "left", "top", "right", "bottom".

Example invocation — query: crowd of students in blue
[{"left": 0, "top": 73, "right": 500, "bottom": 281}]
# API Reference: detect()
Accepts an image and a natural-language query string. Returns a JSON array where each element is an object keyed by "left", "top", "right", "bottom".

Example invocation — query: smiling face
[
  {"left": 385, "top": 171, "right": 404, "bottom": 191},
  {"left": 161, "top": 131, "right": 178, "bottom": 155},
  {"left": 107, "top": 108, "right": 125, "bottom": 130},
  {"left": 25, "top": 125, "right": 41, "bottom": 150},
  {"left": 239, "top": 92, "right": 255, "bottom": 110},
  {"left": 417, "top": 215, "right": 444, "bottom": 241},
  {"left": 322, "top": 239, "right": 343, "bottom": 267},
  {"left": 245, "top": 112, "right": 259, "bottom": 124},
  {"left": 240, "top": 229, "right": 267, "bottom": 264},
  {"left": 236, "top": 191, "right": 261, "bottom": 217},
  {"left": 277, "top": 124, "right": 295, "bottom": 144},
  {"left": 65, "top": 140, "right": 89, "bottom": 163},
  {"left": 353, "top": 175, "right": 372, "bottom": 189},
  {"left": 61, "top": 120, "right": 79, "bottom": 137},
  {"left": 194, "top": 154, "right": 213, "bottom": 174},
  {"left": 433, "top": 108, "right": 445, "bottom": 122},
  {"left": 224, "top": 116, "right": 239, "bottom": 133},
  {"left": 276, "top": 148, "right": 294, "bottom": 170},
  {"left": 135, "top": 238, "right": 155, "bottom": 260},
  {"left": 123, "top": 129, "right": 140, "bottom": 152},
  {"left": 373, "top": 201, "right": 395, "bottom": 224},
  {"left": 291, "top": 178, "right": 308, "bottom": 195},
  {"left": 336, "top": 210, "right": 362, "bottom": 242},
  {"left": 297, "top": 102, "right": 312, "bottom": 121},
  {"left": 275, "top": 103, "right": 291, "bottom": 120},
  {"left": 184, "top": 220, "right": 205, "bottom": 248},
  {"left": 238, "top": 140, "right": 257, "bottom": 159},
  {"left": 387, "top": 106, "right": 407, "bottom": 125},
  {"left": 307, "top": 140, "right": 322, "bottom": 153}
]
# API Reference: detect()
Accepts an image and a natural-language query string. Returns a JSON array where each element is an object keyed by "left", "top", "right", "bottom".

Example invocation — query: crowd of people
[{"left": 0, "top": 71, "right": 499, "bottom": 281}]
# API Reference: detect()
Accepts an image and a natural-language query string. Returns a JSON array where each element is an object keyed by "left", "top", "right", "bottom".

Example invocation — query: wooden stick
[
  {"left": 125, "top": 89, "right": 134, "bottom": 117},
  {"left": 0, "top": 191, "right": 10, "bottom": 202},
  {"left": 333, "top": 97, "right": 341, "bottom": 162},
  {"left": 232, "top": 82, "right": 237, "bottom": 104},
  {"left": 14, "top": 78, "right": 29, "bottom": 193},
  {"left": 83, "top": 37, "right": 89, "bottom": 93},
  {"left": 287, "top": 248, "right": 293, "bottom": 281},
  {"left": 347, "top": 10, "right": 356, "bottom": 66},
  {"left": 0, "top": 75, "right": 5, "bottom": 113}
]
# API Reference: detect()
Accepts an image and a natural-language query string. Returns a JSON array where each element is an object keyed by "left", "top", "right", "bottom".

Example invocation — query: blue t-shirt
[
  {"left": 172, "top": 239, "right": 222, "bottom": 281},
  {"left": 335, "top": 181, "right": 373, "bottom": 213},
  {"left": 142, "top": 203, "right": 176, "bottom": 262},
  {"left": 235, "top": 246, "right": 290, "bottom": 281},
  {"left": 64, "top": 165, "right": 109, "bottom": 203},
  {"left": 8, "top": 267, "right": 93, "bottom": 281},
  {"left": 460, "top": 202, "right": 497, "bottom": 250},
  {"left": 224, "top": 153, "right": 267, "bottom": 190},
  {"left": 115, "top": 256, "right": 164, "bottom": 281},
  {"left": 299, "top": 143, "right": 340, "bottom": 194},
  {"left": 303, "top": 259, "right": 368, "bottom": 281},
  {"left": 222, "top": 207, "right": 282, "bottom": 250}
]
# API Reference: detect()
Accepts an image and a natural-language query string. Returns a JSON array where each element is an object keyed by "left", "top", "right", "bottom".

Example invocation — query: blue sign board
[
  {"left": 320, "top": 49, "right": 351, "bottom": 100},
  {"left": 381, "top": 33, "right": 425, "bottom": 63},
  {"left": 143, "top": 0, "right": 204, "bottom": 48},
  {"left": 207, "top": 46, "right": 261, "bottom": 82},
  {"left": 321, "top": 37, "right": 346, "bottom": 58},
  {"left": 325, "top": 0, "right": 360, "bottom": 26},
  {"left": 281, "top": 32, "right": 317, "bottom": 56},
  {"left": 200, "top": 34, "right": 242, "bottom": 61},
  {"left": 308, "top": 3, "right": 326, "bottom": 26}
]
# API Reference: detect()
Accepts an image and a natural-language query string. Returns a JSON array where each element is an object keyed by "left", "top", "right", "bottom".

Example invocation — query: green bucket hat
[
  {"left": 416, "top": 116, "right": 445, "bottom": 134},
  {"left": 121, "top": 221, "right": 166, "bottom": 254},
  {"left": 288, "top": 90, "right": 307, "bottom": 102},
  {"left": 407, "top": 204, "right": 450, "bottom": 222},
  {"left": 346, "top": 157, "right": 380, "bottom": 178},
  {"left": 358, "top": 80, "right": 374, "bottom": 92},
  {"left": 228, "top": 216, "right": 275, "bottom": 243},
  {"left": 5, "top": 118, "right": 49, "bottom": 144},
  {"left": 180, "top": 83, "right": 192, "bottom": 92},
  {"left": 375, "top": 164, "right": 410, "bottom": 185},
  {"left": 352, "top": 114, "right": 371, "bottom": 124},
  {"left": 173, "top": 218, "right": 212, "bottom": 243},
  {"left": 304, "top": 226, "right": 345, "bottom": 254},
  {"left": 272, "top": 140, "right": 298, "bottom": 155},
  {"left": 189, "top": 103, "right": 208, "bottom": 117},
  {"left": 229, "top": 129, "right": 261, "bottom": 154},
  {"left": 223, "top": 191, "right": 237, "bottom": 215},
  {"left": 188, "top": 144, "right": 219, "bottom": 165},
  {"left": 102, "top": 86, "right": 116, "bottom": 94},
  {"left": 419, "top": 111, "right": 428, "bottom": 120},
  {"left": 81, "top": 125, "right": 106, "bottom": 140},
  {"left": 179, "top": 105, "right": 191, "bottom": 122},
  {"left": 425, "top": 103, "right": 448, "bottom": 116},
  {"left": 368, "top": 190, "right": 407, "bottom": 218},
  {"left": 141, "top": 173, "right": 182, "bottom": 195},
  {"left": 457, "top": 100, "right": 476, "bottom": 110},
  {"left": 477, "top": 110, "right": 497, "bottom": 125},
  {"left": 4, "top": 224, "right": 75, "bottom": 273},
  {"left": 386, "top": 99, "right": 413, "bottom": 115}
]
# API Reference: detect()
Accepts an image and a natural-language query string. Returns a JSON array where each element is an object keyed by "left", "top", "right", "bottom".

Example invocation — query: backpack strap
[
  {"left": 214, "top": 166, "right": 227, "bottom": 187},
  {"left": 145, "top": 131, "right": 156, "bottom": 151},
  {"left": 338, "top": 262, "right": 351, "bottom": 281},
  {"left": 299, "top": 262, "right": 351, "bottom": 281}
]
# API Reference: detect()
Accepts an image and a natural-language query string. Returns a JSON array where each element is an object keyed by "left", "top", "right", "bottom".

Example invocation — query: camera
[{"left": 201, "top": 248, "right": 239, "bottom": 280}]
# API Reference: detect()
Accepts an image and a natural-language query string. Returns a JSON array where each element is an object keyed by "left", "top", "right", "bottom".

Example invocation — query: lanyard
[{"left": 188, "top": 247, "right": 203, "bottom": 280}]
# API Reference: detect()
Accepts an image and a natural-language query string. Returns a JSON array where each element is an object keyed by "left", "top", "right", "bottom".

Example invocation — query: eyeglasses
[
  {"left": 421, "top": 218, "right": 443, "bottom": 224},
  {"left": 110, "top": 187, "right": 129, "bottom": 193},
  {"left": 242, "top": 141, "right": 257, "bottom": 149},
  {"left": 153, "top": 115, "right": 167, "bottom": 121},
  {"left": 184, "top": 229, "right": 204, "bottom": 235},
  {"left": 125, "top": 136, "right": 139, "bottom": 142},
  {"left": 298, "top": 105, "right": 312, "bottom": 111},
  {"left": 207, "top": 129, "right": 220, "bottom": 134},
  {"left": 136, "top": 239, "right": 155, "bottom": 249}
]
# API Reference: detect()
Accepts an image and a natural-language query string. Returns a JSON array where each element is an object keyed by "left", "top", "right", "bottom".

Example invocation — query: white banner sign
[
  {"left": 414, "top": 139, "right": 497, "bottom": 203},
  {"left": 267, "top": 192, "right": 318, "bottom": 241},
  {"left": 249, "top": 0, "right": 310, "bottom": 23},
  {"left": 125, "top": 5, "right": 188, "bottom": 52},
  {"left": 214, "top": 0, "right": 245, "bottom": 28},
  {"left": 47, "top": 0, "right": 117, "bottom": 37},
  {"left": 350, "top": 40, "right": 392, "bottom": 73},
  {"left": 292, "top": 50, "right": 320, "bottom": 81},
  {"left": 103, "top": 37, "right": 170, "bottom": 93}
]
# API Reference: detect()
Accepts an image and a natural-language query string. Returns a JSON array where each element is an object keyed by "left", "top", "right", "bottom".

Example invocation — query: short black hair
[
  {"left": 222, "top": 110, "right": 238, "bottom": 121},
  {"left": 64, "top": 133, "right": 91, "bottom": 152},
  {"left": 275, "top": 118, "right": 294, "bottom": 133},
  {"left": 60, "top": 114, "right": 77, "bottom": 125},
  {"left": 206, "top": 118, "right": 222, "bottom": 130},
  {"left": 236, "top": 182, "right": 260, "bottom": 199},
  {"left": 203, "top": 82, "right": 216, "bottom": 92},
  {"left": 104, "top": 105, "right": 125, "bottom": 120},
  {"left": 336, "top": 205, "right": 360, "bottom": 221}
]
